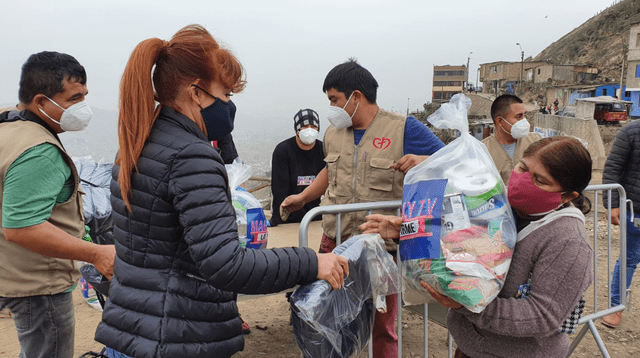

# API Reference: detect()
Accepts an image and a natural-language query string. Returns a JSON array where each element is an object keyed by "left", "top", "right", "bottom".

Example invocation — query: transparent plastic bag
[
  {"left": 290, "top": 234, "right": 399, "bottom": 358},
  {"left": 72, "top": 156, "right": 113, "bottom": 222},
  {"left": 400, "top": 94, "right": 516, "bottom": 313},
  {"left": 225, "top": 161, "right": 268, "bottom": 249}
]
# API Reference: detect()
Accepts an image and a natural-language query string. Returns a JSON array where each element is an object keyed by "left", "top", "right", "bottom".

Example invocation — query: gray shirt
[{"left": 447, "top": 208, "right": 593, "bottom": 358}]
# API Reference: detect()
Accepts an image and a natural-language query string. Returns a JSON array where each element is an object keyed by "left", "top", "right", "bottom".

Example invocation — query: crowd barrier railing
[
  {"left": 566, "top": 184, "right": 629, "bottom": 358},
  {"left": 298, "top": 183, "right": 630, "bottom": 358}
]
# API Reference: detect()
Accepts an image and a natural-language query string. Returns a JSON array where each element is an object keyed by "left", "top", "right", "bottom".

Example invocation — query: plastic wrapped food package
[
  {"left": 290, "top": 234, "right": 399, "bottom": 358},
  {"left": 399, "top": 94, "right": 516, "bottom": 313},
  {"left": 72, "top": 156, "right": 113, "bottom": 223},
  {"left": 225, "top": 161, "right": 268, "bottom": 249}
]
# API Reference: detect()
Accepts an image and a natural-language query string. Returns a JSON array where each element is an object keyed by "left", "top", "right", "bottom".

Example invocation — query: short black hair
[
  {"left": 322, "top": 58, "right": 378, "bottom": 104},
  {"left": 19, "top": 51, "right": 86, "bottom": 104},
  {"left": 490, "top": 94, "right": 523, "bottom": 123}
]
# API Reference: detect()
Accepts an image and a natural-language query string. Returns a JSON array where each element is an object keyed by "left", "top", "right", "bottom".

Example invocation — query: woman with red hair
[{"left": 95, "top": 25, "right": 347, "bottom": 358}]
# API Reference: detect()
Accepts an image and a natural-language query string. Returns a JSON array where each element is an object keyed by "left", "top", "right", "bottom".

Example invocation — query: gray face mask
[{"left": 39, "top": 96, "right": 93, "bottom": 132}]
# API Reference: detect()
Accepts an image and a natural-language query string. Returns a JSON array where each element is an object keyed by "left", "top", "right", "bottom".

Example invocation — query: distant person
[
  {"left": 601, "top": 119, "right": 640, "bottom": 328},
  {"left": 94, "top": 25, "right": 348, "bottom": 358},
  {"left": 281, "top": 59, "right": 444, "bottom": 358},
  {"left": 361, "top": 136, "right": 594, "bottom": 358},
  {"left": 270, "top": 108, "right": 324, "bottom": 226},
  {"left": 0, "top": 51, "right": 115, "bottom": 358},
  {"left": 482, "top": 94, "right": 541, "bottom": 185}
]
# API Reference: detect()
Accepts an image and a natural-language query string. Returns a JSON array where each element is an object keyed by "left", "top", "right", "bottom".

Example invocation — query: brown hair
[
  {"left": 116, "top": 24, "right": 245, "bottom": 211},
  {"left": 523, "top": 136, "right": 592, "bottom": 213}
]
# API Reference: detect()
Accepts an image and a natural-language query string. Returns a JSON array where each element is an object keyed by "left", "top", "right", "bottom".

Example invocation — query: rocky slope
[{"left": 533, "top": 0, "right": 640, "bottom": 83}]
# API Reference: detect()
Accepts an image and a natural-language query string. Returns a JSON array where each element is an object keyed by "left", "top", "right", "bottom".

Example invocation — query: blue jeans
[
  {"left": 610, "top": 211, "right": 640, "bottom": 306},
  {"left": 106, "top": 348, "right": 133, "bottom": 358},
  {"left": 0, "top": 291, "right": 74, "bottom": 358}
]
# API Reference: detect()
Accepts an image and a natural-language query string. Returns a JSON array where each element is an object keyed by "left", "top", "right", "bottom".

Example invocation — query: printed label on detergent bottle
[{"left": 463, "top": 182, "right": 507, "bottom": 219}]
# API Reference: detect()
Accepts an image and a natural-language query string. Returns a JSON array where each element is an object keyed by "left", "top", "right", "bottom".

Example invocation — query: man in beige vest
[
  {"left": 482, "top": 94, "right": 541, "bottom": 185},
  {"left": 282, "top": 59, "right": 444, "bottom": 358},
  {"left": 0, "top": 51, "right": 115, "bottom": 358}
]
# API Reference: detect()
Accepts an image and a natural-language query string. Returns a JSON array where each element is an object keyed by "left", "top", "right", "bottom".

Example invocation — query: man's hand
[
  {"left": 316, "top": 253, "right": 349, "bottom": 289},
  {"left": 421, "top": 280, "right": 463, "bottom": 309},
  {"left": 609, "top": 207, "right": 621, "bottom": 226},
  {"left": 280, "top": 194, "right": 305, "bottom": 221},
  {"left": 92, "top": 245, "right": 116, "bottom": 280},
  {"left": 391, "top": 154, "right": 429, "bottom": 174},
  {"left": 4, "top": 222, "right": 117, "bottom": 280},
  {"left": 359, "top": 214, "right": 402, "bottom": 240}
]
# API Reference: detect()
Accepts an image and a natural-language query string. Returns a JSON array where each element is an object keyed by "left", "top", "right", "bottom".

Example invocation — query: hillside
[{"left": 534, "top": 0, "right": 640, "bottom": 82}]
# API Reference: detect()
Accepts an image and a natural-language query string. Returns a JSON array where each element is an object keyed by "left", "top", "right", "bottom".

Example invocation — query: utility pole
[
  {"left": 477, "top": 66, "right": 480, "bottom": 93},
  {"left": 618, "top": 33, "right": 627, "bottom": 100},
  {"left": 407, "top": 98, "right": 410, "bottom": 116},
  {"left": 466, "top": 52, "right": 473, "bottom": 92},
  {"left": 516, "top": 43, "right": 524, "bottom": 94}
]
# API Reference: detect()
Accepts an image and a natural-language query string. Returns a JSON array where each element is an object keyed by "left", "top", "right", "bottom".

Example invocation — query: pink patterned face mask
[{"left": 508, "top": 171, "right": 562, "bottom": 216}]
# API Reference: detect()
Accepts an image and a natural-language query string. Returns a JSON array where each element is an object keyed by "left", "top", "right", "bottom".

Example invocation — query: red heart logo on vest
[{"left": 373, "top": 137, "right": 391, "bottom": 150}]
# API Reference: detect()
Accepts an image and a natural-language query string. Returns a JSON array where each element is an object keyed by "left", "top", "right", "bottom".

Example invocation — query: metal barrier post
[
  {"left": 566, "top": 184, "right": 628, "bottom": 357},
  {"left": 593, "top": 191, "right": 599, "bottom": 311}
]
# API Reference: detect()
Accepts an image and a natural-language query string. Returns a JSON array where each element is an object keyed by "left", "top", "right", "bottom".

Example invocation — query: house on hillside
[
  {"left": 625, "top": 22, "right": 640, "bottom": 118},
  {"left": 528, "top": 64, "right": 599, "bottom": 85},
  {"left": 479, "top": 61, "right": 547, "bottom": 95},
  {"left": 546, "top": 85, "right": 597, "bottom": 107},
  {"left": 595, "top": 85, "right": 631, "bottom": 102},
  {"left": 574, "top": 65, "right": 600, "bottom": 83},
  {"left": 533, "top": 65, "right": 575, "bottom": 84}
]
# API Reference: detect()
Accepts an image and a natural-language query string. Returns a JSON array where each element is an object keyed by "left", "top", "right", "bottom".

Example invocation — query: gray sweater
[{"left": 447, "top": 207, "right": 593, "bottom": 358}]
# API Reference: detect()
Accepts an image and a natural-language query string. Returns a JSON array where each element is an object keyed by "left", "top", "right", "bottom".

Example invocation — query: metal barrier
[
  {"left": 299, "top": 200, "right": 453, "bottom": 358},
  {"left": 298, "top": 184, "right": 631, "bottom": 358},
  {"left": 567, "top": 184, "right": 630, "bottom": 358}
]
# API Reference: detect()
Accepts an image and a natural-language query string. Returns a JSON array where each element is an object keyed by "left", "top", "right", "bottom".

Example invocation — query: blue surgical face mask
[{"left": 193, "top": 85, "right": 236, "bottom": 141}]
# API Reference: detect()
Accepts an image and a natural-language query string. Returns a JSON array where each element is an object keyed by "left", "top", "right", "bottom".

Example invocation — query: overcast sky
[{"left": 1, "top": 0, "right": 616, "bottom": 122}]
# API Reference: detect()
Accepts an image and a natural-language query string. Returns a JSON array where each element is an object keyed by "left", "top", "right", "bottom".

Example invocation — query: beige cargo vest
[
  {"left": 0, "top": 119, "right": 84, "bottom": 297},
  {"left": 321, "top": 108, "right": 405, "bottom": 250},
  {"left": 482, "top": 132, "right": 541, "bottom": 185}
]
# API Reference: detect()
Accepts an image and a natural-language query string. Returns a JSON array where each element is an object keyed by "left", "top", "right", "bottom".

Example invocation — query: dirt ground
[{"left": 1, "top": 216, "right": 639, "bottom": 358}]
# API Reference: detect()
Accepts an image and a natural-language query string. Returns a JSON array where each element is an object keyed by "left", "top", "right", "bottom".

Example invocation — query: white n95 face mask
[
  {"left": 39, "top": 96, "right": 93, "bottom": 132},
  {"left": 298, "top": 127, "right": 319, "bottom": 145},
  {"left": 501, "top": 117, "right": 530, "bottom": 139},
  {"left": 327, "top": 93, "right": 358, "bottom": 129}
]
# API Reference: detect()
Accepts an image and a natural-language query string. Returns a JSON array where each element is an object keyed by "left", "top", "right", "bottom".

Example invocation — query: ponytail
[
  {"left": 115, "top": 25, "right": 245, "bottom": 212},
  {"left": 116, "top": 38, "right": 165, "bottom": 212}
]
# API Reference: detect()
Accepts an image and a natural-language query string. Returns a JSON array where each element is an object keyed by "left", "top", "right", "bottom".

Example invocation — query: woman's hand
[
  {"left": 316, "top": 253, "right": 349, "bottom": 290},
  {"left": 421, "top": 280, "right": 463, "bottom": 309},
  {"left": 359, "top": 214, "right": 402, "bottom": 240}
]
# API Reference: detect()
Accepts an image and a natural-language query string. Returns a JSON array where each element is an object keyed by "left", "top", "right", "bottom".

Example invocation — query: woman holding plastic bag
[
  {"left": 94, "top": 25, "right": 348, "bottom": 358},
  {"left": 362, "top": 135, "right": 594, "bottom": 358}
]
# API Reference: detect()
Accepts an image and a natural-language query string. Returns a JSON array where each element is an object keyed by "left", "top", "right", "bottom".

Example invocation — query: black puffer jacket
[
  {"left": 95, "top": 106, "right": 318, "bottom": 358},
  {"left": 603, "top": 119, "right": 640, "bottom": 211}
]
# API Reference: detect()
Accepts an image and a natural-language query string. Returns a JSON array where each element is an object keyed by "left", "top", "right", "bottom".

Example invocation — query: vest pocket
[
  {"left": 368, "top": 157, "right": 394, "bottom": 192},
  {"left": 324, "top": 153, "right": 340, "bottom": 188}
]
